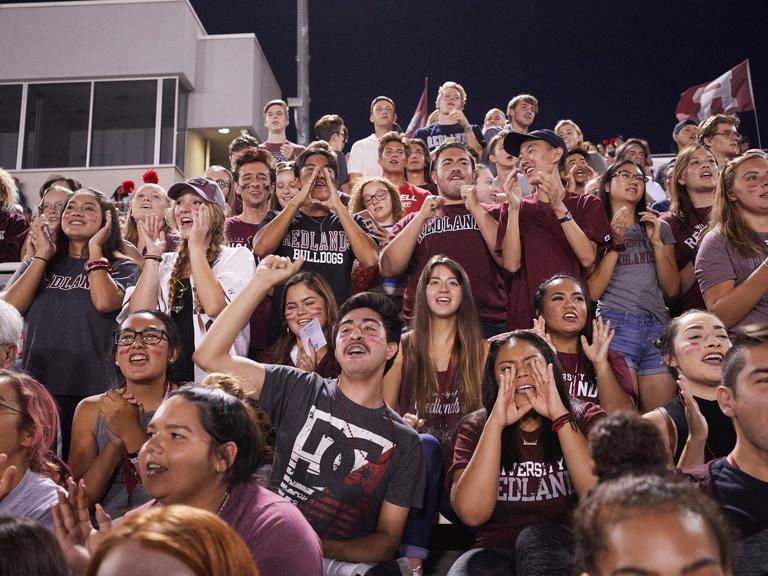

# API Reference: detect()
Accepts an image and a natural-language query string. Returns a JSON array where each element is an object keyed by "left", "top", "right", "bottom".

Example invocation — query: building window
[
  {"left": 159, "top": 78, "right": 176, "bottom": 165},
  {"left": 0, "top": 85, "right": 22, "bottom": 169},
  {"left": 90, "top": 80, "right": 157, "bottom": 167},
  {"left": 176, "top": 87, "right": 188, "bottom": 172},
  {"left": 22, "top": 82, "right": 90, "bottom": 169}
]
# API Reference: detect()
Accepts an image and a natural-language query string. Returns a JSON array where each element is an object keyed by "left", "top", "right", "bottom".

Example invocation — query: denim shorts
[{"left": 597, "top": 308, "right": 669, "bottom": 375}]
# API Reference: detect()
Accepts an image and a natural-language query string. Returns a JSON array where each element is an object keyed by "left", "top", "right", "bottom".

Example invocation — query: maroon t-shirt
[
  {"left": 397, "top": 335, "right": 471, "bottom": 466},
  {"left": 660, "top": 207, "right": 711, "bottom": 313},
  {"left": 496, "top": 193, "right": 611, "bottom": 330},
  {"left": 226, "top": 216, "right": 270, "bottom": 355},
  {"left": 391, "top": 202, "right": 506, "bottom": 323},
  {"left": 259, "top": 141, "right": 305, "bottom": 163},
  {"left": 557, "top": 350, "right": 636, "bottom": 406},
  {"left": 398, "top": 182, "right": 431, "bottom": 215},
  {"left": 448, "top": 405, "right": 605, "bottom": 549}
]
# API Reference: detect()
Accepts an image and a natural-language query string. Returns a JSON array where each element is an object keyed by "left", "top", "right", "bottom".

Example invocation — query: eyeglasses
[
  {"left": 40, "top": 201, "right": 66, "bottom": 212},
  {"left": 613, "top": 171, "right": 645, "bottom": 183},
  {"left": 713, "top": 130, "right": 740, "bottom": 139},
  {"left": 115, "top": 328, "right": 169, "bottom": 346},
  {"left": 213, "top": 179, "right": 231, "bottom": 189},
  {"left": 362, "top": 190, "right": 388, "bottom": 206},
  {"left": 0, "top": 400, "right": 23, "bottom": 416}
]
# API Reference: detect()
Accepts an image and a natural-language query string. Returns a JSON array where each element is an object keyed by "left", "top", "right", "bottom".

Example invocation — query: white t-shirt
[{"left": 347, "top": 133, "right": 382, "bottom": 177}]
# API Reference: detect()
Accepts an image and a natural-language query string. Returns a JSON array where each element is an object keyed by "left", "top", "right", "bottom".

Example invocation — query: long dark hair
[
  {"left": 270, "top": 272, "right": 338, "bottom": 366},
  {"left": 408, "top": 255, "right": 484, "bottom": 415},
  {"left": 478, "top": 331, "right": 579, "bottom": 468},
  {"left": 50, "top": 188, "right": 127, "bottom": 269},
  {"left": 599, "top": 160, "right": 648, "bottom": 230}
]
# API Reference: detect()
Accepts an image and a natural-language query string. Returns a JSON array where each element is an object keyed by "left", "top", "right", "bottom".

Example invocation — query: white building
[{"left": 0, "top": 0, "right": 281, "bottom": 200}]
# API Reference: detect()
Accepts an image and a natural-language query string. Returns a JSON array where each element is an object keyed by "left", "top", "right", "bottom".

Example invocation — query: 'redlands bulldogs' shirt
[
  {"left": 261, "top": 209, "right": 372, "bottom": 306},
  {"left": 260, "top": 365, "right": 425, "bottom": 539}
]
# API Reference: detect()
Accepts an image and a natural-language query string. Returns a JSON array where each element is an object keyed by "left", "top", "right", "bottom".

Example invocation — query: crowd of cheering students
[{"left": 0, "top": 84, "right": 767, "bottom": 575}]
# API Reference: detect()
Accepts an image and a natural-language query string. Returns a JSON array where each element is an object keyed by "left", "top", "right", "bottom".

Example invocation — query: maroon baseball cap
[{"left": 167, "top": 177, "right": 226, "bottom": 209}]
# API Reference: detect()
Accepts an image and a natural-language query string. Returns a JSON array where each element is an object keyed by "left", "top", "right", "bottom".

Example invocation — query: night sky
[{"left": 190, "top": 0, "right": 765, "bottom": 153}]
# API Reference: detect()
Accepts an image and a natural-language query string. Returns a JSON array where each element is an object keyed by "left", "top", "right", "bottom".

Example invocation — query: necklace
[
  {"left": 306, "top": 211, "right": 331, "bottom": 236},
  {"left": 335, "top": 379, "right": 396, "bottom": 465},
  {"left": 216, "top": 490, "right": 231, "bottom": 515},
  {"left": 521, "top": 428, "right": 540, "bottom": 446}
]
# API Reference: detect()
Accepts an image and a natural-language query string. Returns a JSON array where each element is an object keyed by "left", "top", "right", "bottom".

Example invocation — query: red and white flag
[
  {"left": 676, "top": 60, "right": 754, "bottom": 121},
  {"left": 405, "top": 81, "right": 428, "bottom": 137}
]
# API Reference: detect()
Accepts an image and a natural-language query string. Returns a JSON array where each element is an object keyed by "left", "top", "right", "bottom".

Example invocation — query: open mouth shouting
[{"left": 701, "top": 352, "right": 723, "bottom": 366}]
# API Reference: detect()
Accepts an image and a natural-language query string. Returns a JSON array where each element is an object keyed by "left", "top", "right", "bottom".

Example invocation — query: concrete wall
[{"left": 0, "top": 0, "right": 201, "bottom": 85}]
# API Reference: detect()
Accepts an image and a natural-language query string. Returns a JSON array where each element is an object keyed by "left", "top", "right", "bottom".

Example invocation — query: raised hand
[
  {"left": 534, "top": 170, "right": 566, "bottom": 210},
  {"left": 280, "top": 142, "right": 294, "bottom": 159},
  {"left": 295, "top": 340, "right": 318, "bottom": 372},
  {"left": 289, "top": 166, "right": 319, "bottom": 209},
  {"left": 639, "top": 211, "right": 663, "bottom": 246},
  {"left": 460, "top": 184, "right": 480, "bottom": 211},
  {"left": 446, "top": 109, "right": 469, "bottom": 128},
  {"left": 99, "top": 389, "right": 142, "bottom": 444},
  {"left": 531, "top": 316, "right": 557, "bottom": 353},
  {"left": 503, "top": 170, "right": 523, "bottom": 211},
  {"left": 581, "top": 318, "right": 615, "bottom": 365},
  {"left": 254, "top": 255, "right": 305, "bottom": 287},
  {"left": 88, "top": 211, "right": 113, "bottom": 256},
  {"left": 318, "top": 167, "right": 344, "bottom": 212},
  {"left": 0, "top": 453, "right": 18, "bottom": 500},
  {"left": 29, "top": 217, "right": 58, "bottom": 260},
  {"left": 610, "top": 206, "right": 630, "bottom": 245},
  {"left": 417, "top": 195, "right": 445, "bottom": 220},
  {"left": 188, "top": 204, "right": 212, "bottom": 251},
  {"left": 522, "top": 358, "right": 569, "bottom": 421},
  {"left": 136, "top": 214, "right": 167, "bottom": 256},
  {"left": 679, "top": 375, "right": 708, "bottom": 442},
  {"left": 489, "top": 365, "right": 532, "bottom": 429},
  {"left": 51, "top": 478, "right": 112, "bottom": 576}
]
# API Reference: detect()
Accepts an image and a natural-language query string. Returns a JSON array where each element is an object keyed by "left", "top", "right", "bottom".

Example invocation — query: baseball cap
[
  {"left": 503, "top": 129, "right": 568, "bottom": 159},
  {"left": 673, "top": 119, "right": 697, "bottom": 137},
  {"left": 167, "top": 177, "right": 226, "bottom": 210}
]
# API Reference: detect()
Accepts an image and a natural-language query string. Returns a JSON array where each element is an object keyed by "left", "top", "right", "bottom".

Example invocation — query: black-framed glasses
[
  {"left": 613, "top": 171, "right": 645, "bottom": 183},
  {"left": 115, "top": 328, "right": 169, "bottom": 347},
  {"left": 0, "top": 400, "right": 24, "bottom": 416},
  {"left": 362, "top": 190, "right": 388, "bottom": 206},
  {"left": 713, "top": 130, "right": 740, "bottom": 139}
]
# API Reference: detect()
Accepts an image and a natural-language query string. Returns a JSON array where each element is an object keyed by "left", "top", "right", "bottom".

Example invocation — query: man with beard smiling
[
  {"left": 253, "top": 147, "right": 378, "bottom": 342},
  {"left": 497, "top": 129, "right": 611, "bottom": 330},
  {"left": 194, "top": 273, "right": 426, "bottom": 576},
  {"left": 380, "top": 142, "right": 507, "bottom": 336}
]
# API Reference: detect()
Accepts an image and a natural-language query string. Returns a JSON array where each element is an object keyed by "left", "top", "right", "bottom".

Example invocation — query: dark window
[
  {"left": 90, "top": 80, "right": 157, "bottom": 167},
  {"left": 23, "top": 83, "right": 89, "bottom": 169},
  {"left": 0, "top": 84, "right": 22, "bottom": 169},
  {"left": 175, "top": 87, "right": 188, "bottom": 172},
  {"left": 160, "top": 78, "right": 176, "bottom": 164}
]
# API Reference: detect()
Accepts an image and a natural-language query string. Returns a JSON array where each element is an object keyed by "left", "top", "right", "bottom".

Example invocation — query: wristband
[
  {"left": 557, "top": 211, "right": 573, "bottom": 224},
  {"left": 85, "top": 257, "right": 110, "bottom": 273},
  {"left": 143, "top": 254, "right": 162, "bottom": 262},
  {"left": 551, "top": 411, "right": 577, "bottom": 433},
  {"left": 33, "top": 256, "right": 49, "bottom": 264}
]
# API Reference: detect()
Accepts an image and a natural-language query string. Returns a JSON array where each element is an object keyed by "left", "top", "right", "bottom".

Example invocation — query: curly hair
[{"left": 348, "top": 176, "right": 404, "bottom": 224}]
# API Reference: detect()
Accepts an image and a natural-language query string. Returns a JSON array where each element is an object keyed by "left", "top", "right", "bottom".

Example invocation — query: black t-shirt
[
  {"left": 260, "top": 365, "right": 425, "bottom": 539},
  {"left": 171, "top": 278, "right": 195, "bottom": 382},
  {"left": 689, "top": 457, "right": 768, "bottom": 539},
  {"left": 412, "top": 123, "right": 486, "bottom": 152}
]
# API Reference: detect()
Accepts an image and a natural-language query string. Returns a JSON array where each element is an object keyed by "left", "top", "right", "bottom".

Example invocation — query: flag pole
[{"left": 746, "top": 59, "right": 762, "bottom": 149}]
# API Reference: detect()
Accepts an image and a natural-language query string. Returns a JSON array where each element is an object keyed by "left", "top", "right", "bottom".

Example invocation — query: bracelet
[
  {"left": 143, "top": 254, "right": 162, "bottom": 262},
  {"left": 84, "top": 257, "right": 111, "bottom": 273},
  {"left": 551, "top": 411, "right": 577, "bottom": 433},
  {"left": 85, "top": 264, "right": 110, "bottom": 273},
  {"left": 33, "top": 256, "right": 49, "bottom": 264},
  {"left": 557, "top": 211, "right": 573, "bottom": 224},
  {"left": 608, "top": 241, "right": 626, "bottom": 253}
]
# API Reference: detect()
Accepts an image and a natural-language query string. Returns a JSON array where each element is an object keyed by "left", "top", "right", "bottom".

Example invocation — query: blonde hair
[
  {"left": 0, "top": 168, "right": 19, "bottom": 211},
  {"left": 437, "top": 81, "right": 467, "bottom": 106},
  {"left": 166, "top": 201, "right": 227, "bottom": 312},
  {"left": 86, "top": 505, "right": 259, "bottom": 576},
  {"left": 122, "top": 183, "right": 172, "bottom": 246}
]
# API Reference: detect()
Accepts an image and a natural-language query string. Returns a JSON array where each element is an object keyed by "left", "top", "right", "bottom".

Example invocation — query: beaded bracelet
[{"left": 551, "top": 411, "right": 577, "bottom": 433}]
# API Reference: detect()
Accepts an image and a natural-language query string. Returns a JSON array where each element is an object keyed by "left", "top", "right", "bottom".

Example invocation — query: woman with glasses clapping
[
  {"left": 587, "top": 159, "right": 681, "bottom": 412},
  {"left": 68, "top": 311, "right": 182, "bottom": 517}
]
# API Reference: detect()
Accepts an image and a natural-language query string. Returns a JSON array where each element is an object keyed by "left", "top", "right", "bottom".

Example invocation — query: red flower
[{"left": 142, "top": 169, "right": 159, "bottom": 184}]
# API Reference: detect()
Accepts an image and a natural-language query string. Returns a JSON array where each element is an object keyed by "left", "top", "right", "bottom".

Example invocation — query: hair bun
[
  {"left": 200, "top": 372, "right": 247, "bottom": 400},
  {"left": 143, "top": 169, "right": 160, "bottom": 184}
]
